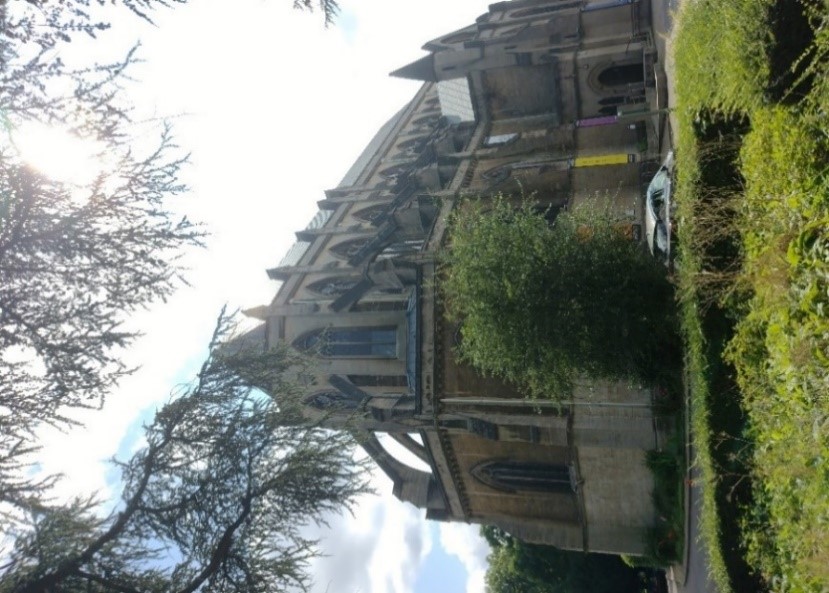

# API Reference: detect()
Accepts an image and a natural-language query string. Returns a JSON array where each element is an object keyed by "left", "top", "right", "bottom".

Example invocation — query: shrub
[{"left": 440, "top": 196, "right": 679, "bottom": 398}]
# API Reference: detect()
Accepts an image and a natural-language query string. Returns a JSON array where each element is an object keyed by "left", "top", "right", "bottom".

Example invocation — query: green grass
[{"left": 673, "top": 0, "right": 829, "bottom": 591}]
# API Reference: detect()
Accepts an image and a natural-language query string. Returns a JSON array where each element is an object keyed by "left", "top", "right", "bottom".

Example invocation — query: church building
[{"left": 240, "top": 0, "right": 671, "bottom": 555}]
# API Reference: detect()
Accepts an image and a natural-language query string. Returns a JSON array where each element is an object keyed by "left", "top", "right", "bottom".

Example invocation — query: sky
[{"left": 27, "top": 1, "right": 494, "bottom": 592}]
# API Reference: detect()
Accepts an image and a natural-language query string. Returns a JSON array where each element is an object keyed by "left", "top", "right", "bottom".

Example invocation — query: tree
[
  {"left": 0, "top": 0, "right": 203, "bottom": 512},
  {"left": 0, "top": 2, "right": 358, "bottom": 590},
  {"left": 482, "top": 526, "right": 647, "bottom": 593},
  {"left": 0, "top": 312, "right": 371, "bottom": 593},
  {"left": 440, "top": 196, "right": 680, "bottom": 398},
  {"left": 0, "top": 0, "right": 340, "bottom": 511},
  {"left": 293, "top": 0, "right": 340, "bottom": 26}
]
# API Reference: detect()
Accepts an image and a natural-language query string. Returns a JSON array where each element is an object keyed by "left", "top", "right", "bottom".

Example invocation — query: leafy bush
[
  {"left": 440, "top": 196, "right": 679, "bottom": 398},
  {"left": 481, "top": 526, "right": 649, "bottom": 593}
]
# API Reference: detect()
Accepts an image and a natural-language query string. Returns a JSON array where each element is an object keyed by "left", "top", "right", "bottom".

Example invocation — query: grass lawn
[{"left": 672, "top": 1, "right": 829, "bottom": 591}]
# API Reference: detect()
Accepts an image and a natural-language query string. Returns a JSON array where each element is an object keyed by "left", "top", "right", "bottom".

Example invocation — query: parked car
[{"left": 645, "top": 151, "right": 676, "bottom": 266}]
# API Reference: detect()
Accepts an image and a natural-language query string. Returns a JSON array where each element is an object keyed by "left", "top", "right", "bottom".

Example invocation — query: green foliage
[
  {"left": 440, "top": 196, "right": 678, "bottom": 398},
  {"left": 0, "top": 1, "right": 206, "bottom": 515},
  {"left": 481, "top": 526, "right": 648, "bottom": 593},
  {"left": 644, "top": 448, "right": 683, "bottom": 565},
  {"left": 0, "top": 312, "right": 371, "bottom": 593},
  {"left": 674, "top": 0, "right": 829, "bottom": 590},
  {"left": 0, "top": 2, "right": 349, "bottom": 591}
]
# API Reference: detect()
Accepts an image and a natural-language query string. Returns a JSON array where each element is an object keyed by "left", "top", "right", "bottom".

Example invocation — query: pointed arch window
[
  {"left": 295, "top": 327, "right": 398, "bottom": 358},
  {"left": 471, "top": 460, "right": 573, "bottom": 493},
  {"left": 353, "top": 204, "right": 389, "bottom": 223},
  {"left": 379, "top": 164, "right": 410, "bottom": 180},
  {"left": 378, "top": 239, "right": 424, "bottom": 260},
  {"left": 306, "top": 276, "right": 360, "bottom": 297},
  {"left": 482, "top": 164, "right": 511, "bottom": 183},
  {"left": 598, "top": 63, "right": 644, "bottom": 87},
  {"left": 330, "top": 238, "right": 370, "bottom": 260}
]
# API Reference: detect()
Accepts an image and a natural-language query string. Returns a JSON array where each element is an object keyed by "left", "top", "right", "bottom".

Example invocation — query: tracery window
[
  {"left": 353, "top": 204, "right": 388, "bottom": 223},
  {"left": 306, "top": 276, "right": 360, "bottom": 296},
  {"left": 294, "top": 327, "right": 398, "bottom": 358},
  {"left": 377, "top": 239, "right": 424, "bottom": 260},
  {"left": 482, "top": 164, "right": 511, "bottom": 183},
  {"left": 330, "top": 238, "right": 370, "bottom": 259},
  {"left": 471, "top": 460, "right": 573, "bottom": 493}
]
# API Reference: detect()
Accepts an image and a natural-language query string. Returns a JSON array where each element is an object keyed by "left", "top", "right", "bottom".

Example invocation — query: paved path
[{"left": 649, "top": 2, "right": 718, "bottom": 592}]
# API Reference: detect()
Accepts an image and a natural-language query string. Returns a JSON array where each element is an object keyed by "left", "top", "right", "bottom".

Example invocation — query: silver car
[{"left": 645, "top": 151, "right": 675, "bottom": 265}]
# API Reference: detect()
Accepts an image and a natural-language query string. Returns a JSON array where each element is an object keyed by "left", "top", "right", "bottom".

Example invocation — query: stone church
[{"left": 240, "top": 0, "right": 671, "bottom": 555}]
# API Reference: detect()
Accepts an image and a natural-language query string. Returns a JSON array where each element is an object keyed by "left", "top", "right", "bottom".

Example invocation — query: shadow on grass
[
  {"left": 766, "top": 0, "right": 817, "bottom": 103},
  {"left": 684, "top": 110, "right": 769, "bottom": 593}
]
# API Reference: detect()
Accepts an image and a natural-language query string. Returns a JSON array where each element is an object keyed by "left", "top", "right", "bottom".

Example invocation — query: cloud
[
  {"left": 306, "top": 469, "right": 433, "bottom": 593},
  {"left": 438, "top": 523, "right": 491, "bottom": 593}
]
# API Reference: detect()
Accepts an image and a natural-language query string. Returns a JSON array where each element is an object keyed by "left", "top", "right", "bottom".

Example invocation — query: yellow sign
[{"left": 572, "top": 153, "right": 635, "bottom": 167}]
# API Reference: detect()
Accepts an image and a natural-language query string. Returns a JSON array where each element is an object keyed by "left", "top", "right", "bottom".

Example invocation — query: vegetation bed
[{"left": 673, "top": 1, "right": 829, "bottom": 590}]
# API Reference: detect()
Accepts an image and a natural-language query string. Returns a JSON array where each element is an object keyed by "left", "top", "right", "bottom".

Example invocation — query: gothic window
[
  {"left": 307, "top": 276, "right": 360, "bottom": 297},
  {"left": 353, "top": 204, "right": 388, "bottom": 223},
  {"left": 377, "top": 239, "right": 424, "bottom": 260},
  {"left": 330, "top": 238, "right": 369, "bottom": 259},
  {"left": 598, "top": 63, "right": 645, "bottom": 87},
  {"left": 471, "top": 460, "right": 573, "bottom": 493},
  {"left": 352, "top": 299, "right": 407, "bottom": 313},
  {"left": 294, "top": 327, "right": 398, "bottom": 357},
  {"left": 304, "top": 390, "right": 363, "bottom": 410},
  {"left": 482, "top": 164, "right": 511, "bottom": 183}
]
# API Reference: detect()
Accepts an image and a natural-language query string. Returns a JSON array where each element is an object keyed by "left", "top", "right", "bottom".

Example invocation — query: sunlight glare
[{"left": 13, "top": 122, "right": 106, "bottom": 187}]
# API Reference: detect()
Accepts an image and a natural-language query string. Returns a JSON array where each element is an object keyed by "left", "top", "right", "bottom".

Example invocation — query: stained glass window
[
  {"left": 472, "top": 460, "right": 572, "bottom": 493},
  {"left": 295, "top": 327, "right": 398, "bottom": 358}
]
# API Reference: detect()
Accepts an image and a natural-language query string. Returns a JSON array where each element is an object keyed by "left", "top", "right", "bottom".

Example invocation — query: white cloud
[
  {"left": 438, "top": 523, "right": 491, "bottom": 593},
  {"left": 306, "top": 469, "right": 432, "bottom": 593}
]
